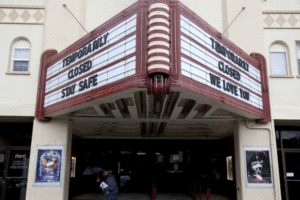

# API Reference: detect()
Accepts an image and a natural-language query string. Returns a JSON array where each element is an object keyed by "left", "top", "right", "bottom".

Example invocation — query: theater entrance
[{"left": 70, "top": 137, "right": 236, "bottom": 200}]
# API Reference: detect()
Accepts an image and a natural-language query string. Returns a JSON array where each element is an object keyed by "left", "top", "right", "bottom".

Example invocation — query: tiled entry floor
[{"left": 72, "top": 193, "right": 232, "bottom": 200}]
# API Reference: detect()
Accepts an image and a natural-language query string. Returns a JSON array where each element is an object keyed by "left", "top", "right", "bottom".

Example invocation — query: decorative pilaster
[
  {"left": 147, "top": 1, "right": 171, "bottom": 101},
  {"left": 147, "top": 2, "right": 170, "bottom": 75}
]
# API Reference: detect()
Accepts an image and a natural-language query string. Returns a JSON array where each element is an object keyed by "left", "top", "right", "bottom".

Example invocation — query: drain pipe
[{"left": 245, "top": 119, "right": 280, "bottom": 200}]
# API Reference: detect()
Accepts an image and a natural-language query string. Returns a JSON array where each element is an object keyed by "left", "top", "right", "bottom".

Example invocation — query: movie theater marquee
[
  {"left": 36, "top": 1, "right": 270, "bottom": 122},
  {"left": 180, "top": 15, "right": 263, "bottom": 110}
]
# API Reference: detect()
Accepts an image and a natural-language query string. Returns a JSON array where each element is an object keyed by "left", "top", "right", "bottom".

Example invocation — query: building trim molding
[{"left": 0, "top": 5, "right": 45, "bottom": 9}]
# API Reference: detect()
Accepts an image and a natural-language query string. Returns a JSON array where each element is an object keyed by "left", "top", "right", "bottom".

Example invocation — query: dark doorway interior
[
  {"left": 69, "top": 137, "right": 236, "bottom": 199},
  {"left": 275, "top": 126, "right": 300, "bottom": 200},
  {"left": 0, "top": 122, "right": 32, "bottom": 200}
]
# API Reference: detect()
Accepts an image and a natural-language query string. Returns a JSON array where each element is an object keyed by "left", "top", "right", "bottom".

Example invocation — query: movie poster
[
  {"left": 34, "top": 146, "right": 64, "bottom": 187},
  {"left": 244, "top": 147, "right": 273, "bottom": 188}
]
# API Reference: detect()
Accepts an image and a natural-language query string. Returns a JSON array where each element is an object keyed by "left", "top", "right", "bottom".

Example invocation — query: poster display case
[
  {"left": 244, "top": 147, "right": 273, "bottom": 188},
  {"left": 33, "top": 146, "right": 64, "bottom": 187}
]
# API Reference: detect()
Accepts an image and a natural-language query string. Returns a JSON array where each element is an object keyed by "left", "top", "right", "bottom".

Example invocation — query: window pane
[
  {"left": 276, "top": 130, "right": 281, "bottom": 148},
  {"left": 281, "top": 130, "right": 300, "bottom": 149},
  {"left": 13, "top": 48, "right": 30, "bottom": 60},
  {"left": 271, "top": 52, "right": 287, "bottom": 75},
  {"left": 13, "top": 61, "right": 28, "bottom": 71},
  {"left": 297, "top": 43, "right": 300, "bottom": 74}
]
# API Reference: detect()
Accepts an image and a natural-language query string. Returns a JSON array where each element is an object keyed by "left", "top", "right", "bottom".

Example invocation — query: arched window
[
  {"left": 270, "top": 42, "right": 289, "bottom": 75},
  {"left": 10, "top": 38, "right": 31, "bottom": 72}
]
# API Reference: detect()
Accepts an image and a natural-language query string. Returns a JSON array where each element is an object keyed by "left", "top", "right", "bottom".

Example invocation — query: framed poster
[
  {"left": 244, "top": 147, "right": 273, "bottom": 188},
  {"left": 33, "top": 146, "right": 64, "bottom": 187}
]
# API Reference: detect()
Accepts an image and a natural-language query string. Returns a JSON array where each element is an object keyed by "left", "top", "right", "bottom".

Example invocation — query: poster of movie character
[
  {"left": 245, "top": 147, "right": 272, "bottom": 187},
  {"left": 34, "top": 146, "right": 63, "bottom": 186}
]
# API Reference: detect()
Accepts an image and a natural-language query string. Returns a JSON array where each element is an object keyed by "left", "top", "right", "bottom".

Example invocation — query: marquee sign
[
  {"left": 171, "top": 0, "right": 270, "bottom": 122},
  {"left": 36, "top": 0, "right": 270, "bottom": 123},
  {"left": 180, "top": 15, "right": 262, "bottom": 110},
  {"left": 36, "top": 2, "right": 147, "bottom": 120},
  {"left": 44, "top": 14, "right": 137, "bottom": 108}
]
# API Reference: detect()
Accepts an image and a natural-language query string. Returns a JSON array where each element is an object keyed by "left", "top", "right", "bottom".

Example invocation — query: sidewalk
[{"left": 72, "top": 193, "right": 232, "bottom": 200}]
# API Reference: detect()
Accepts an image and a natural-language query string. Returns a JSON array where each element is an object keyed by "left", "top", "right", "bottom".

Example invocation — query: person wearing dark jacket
[{"left": 97, "top": 168, "right": 118, "bottom": 200}]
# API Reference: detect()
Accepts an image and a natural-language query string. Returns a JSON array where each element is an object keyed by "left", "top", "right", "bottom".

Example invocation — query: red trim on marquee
[
  {"left": 148, "top": 45, "right": 169, "bottom": 51},
  {"left": 148, "top": 30, "right": 170, "bottom": 36},
  {"left": 147, "top": 0, "right": 170, "bottom": 6},
  {"left": 148, "top": 22, "right": 170, "bottom": 29},
  {"left": 148, "top": 8, "right": 169, "bottom": 14},
  {"left": 136, "top": 0, "right": 147, "bottom": 76},
  {"left": 147, "top": 68, "right": 170, "bottom": 76},
  {"left": 147, "top": 60, "right": 170, "bottom": 67},
  {"left": 147, "top": 53, "right": 170, "bottom": 60},
  {"left": 36, "top": 50, "right": 57, "bottom": 121},
  {"left": 148, "top": 15, "right": 169, "bottom": 22},
  {"left": 250, "top": 53, "right": 271, "bottom": 123},
  {"left": 148, "top": 38, "right": 170, "bottom": 44},
  {"left": 170, "top": 1, "right": 180, "bottom": 77}
]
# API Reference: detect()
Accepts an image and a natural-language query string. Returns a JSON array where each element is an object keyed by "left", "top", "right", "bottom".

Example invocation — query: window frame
[
  {"left": 269, "top": 41, "right": 293, "bottom": 78},
  {"left": 12, "top": 47, "right": 31, "bottom": 72},
  {"left": 6, "top": 37, "right": 31, "bottom": 75},
  {"left": 296, "top": 42, "right": 300, "bottom": 77}
]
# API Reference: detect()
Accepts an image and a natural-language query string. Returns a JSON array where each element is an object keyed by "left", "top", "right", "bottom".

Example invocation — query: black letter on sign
[
  {"left": 93, "top": 40, "right": 99, "bottom": 51},
  {"left": 62, "top": 89, "right": 66, "bottom": 98},
  {"left": 209, "top": 73, "right": 221, "bottom": 88},
  {"left": 103, "top": 33, "right": 109, "bottom": 44},
  {"left": 210, "top": 38, "right": 215, "bottom": 49},
  {"left": 68, "top": 69, "right": 74, "bottom": 79}
]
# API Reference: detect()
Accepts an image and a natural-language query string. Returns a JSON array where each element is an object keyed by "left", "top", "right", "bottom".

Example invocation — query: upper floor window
[
  {"left": 296, "top": 42, "right": 300, "bottom": 75},
  {"left": 270, "top": 42, "right": 289, "bottom": 76},
  {"left": 9, "top": 38, "right": 31, "bottom": 73}
]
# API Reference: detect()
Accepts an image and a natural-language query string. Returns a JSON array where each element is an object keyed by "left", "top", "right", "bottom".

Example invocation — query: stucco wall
[
  {"left": 26, "top": 118, "right": 72, "bottom": 200},
  {"left": 234, "top": 120, "right": 280, "bottom": 200},
  {"left": 264, "top": 29, "right": 300, "bottom": 120},
  {"left": 0, "top": 24, "right": 43, "bottom": 116},
  {"left": 262, "top": 0, "right": 300, "bottom": 11},
  {"left": 225, "top": 0, "right": 265, "bottom": 55},
  {"left": 262, "top": 0, "right": 300, "bottom": 120}
]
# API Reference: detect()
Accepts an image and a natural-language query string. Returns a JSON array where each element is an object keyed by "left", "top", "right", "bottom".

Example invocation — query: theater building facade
[{"left": 1, "top": 0, "right": 300, "bottom": 200}]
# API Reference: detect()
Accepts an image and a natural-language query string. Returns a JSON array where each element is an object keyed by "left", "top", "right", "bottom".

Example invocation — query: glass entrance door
[
  {"left": 4, "top": 149, "right": 30, "bottom": 200},
  {"left": 0, "top": 148, "right": 30, "bottom": 200},
  {"left": 285, "top": 152, "right": 300, "bottom": 200}
]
